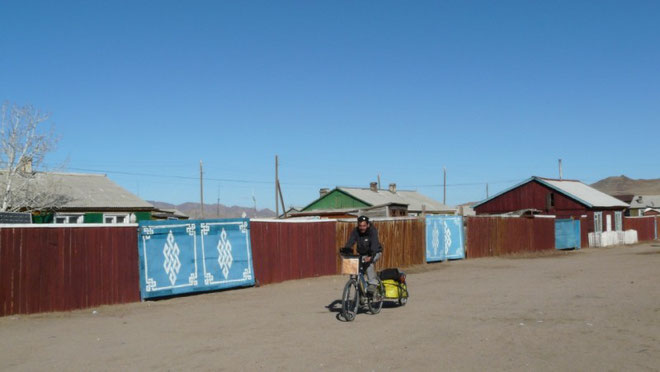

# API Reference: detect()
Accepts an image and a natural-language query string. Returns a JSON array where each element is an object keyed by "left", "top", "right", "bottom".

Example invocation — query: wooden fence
[
  {"left": 580, "top": 217, "right": 590, "bottom": 248},
  {"left": 250, "top": 220, "right": 337, "bottom": 285},
  {"left": 0, "top": 226, "right": 141, "bottom": 317},
  {"left": 335, "top": 218, "right": 426, "bottom": 271},
  {"left": 465, "top": 216, "right": 555, "bottom": 258},
  {"left": 6, "top": 214, "right": 655, "bottom": 317},
  {"left": 623, "top": 216, "right": 657, "bottom": 242}
]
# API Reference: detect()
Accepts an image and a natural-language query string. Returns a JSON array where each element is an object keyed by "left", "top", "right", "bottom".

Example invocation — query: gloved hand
[{"left": 340, "top": 247, "right": 352, "bottom": 255}]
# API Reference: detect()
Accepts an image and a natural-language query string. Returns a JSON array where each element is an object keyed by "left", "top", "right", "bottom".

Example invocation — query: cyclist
[{"left": 340, "top": 215, "right": 382, "bottom": 296}]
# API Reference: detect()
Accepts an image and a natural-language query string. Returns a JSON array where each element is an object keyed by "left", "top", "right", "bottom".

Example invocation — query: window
[
  {"left": 546, "top": 193, "right": 555, "bottom": 210},
  {"left": 103, "top": 214, "right": 129, "bottom": 224},
  {"left": 594, "top": 212, "right": 603, "bottom": 233},
  {"left": 54, "top": 214, "right": 83, "bottom": 224},
  {"left": 615, "top": 211, "right": 623, "bottom": 232}
]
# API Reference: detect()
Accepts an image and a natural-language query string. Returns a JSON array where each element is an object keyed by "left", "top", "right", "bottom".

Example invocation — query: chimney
[
  {"left": 369, "top": 182, "right": 378, "bottom": 192},
  {"left": 319, "top": 188, "right": 330, "bottom": 197},
  {"left": 389, "top": 183, "right": 397, "bottom": 193}
]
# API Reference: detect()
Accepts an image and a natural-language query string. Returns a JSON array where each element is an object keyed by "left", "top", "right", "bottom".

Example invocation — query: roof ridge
[
  {"left": 535, "top": 176, "right": 581, "bottom": 182},
  {"left": 38, "top": 171, "right": 107, "bottom": 177}
]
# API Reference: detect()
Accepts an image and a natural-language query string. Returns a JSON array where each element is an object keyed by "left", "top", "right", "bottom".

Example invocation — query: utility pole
[
  {"left": 486, "top": 183, "right": 489, "bottom": 198},
  {"left": 443, "top": 167, "right": 447, "bottom": 205},
  {"left": 278, "top": 181, "right": 287, "bottom": 218},
  {"left": 559, "top": 159, "right": 563, "bottom": 180},
  {"left": 200, "top": 160, "right": 205, "bottom": 219},
  {"left": 275, "top": 155, "right": 279, "bottom": 218},
  {"left": 274, "top": 155, "right": 287, "bottom": 219}
]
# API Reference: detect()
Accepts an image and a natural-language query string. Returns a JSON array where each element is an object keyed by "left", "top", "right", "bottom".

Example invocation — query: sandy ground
[{"left": 1, "top": 243, "right": 659, "bottom": 371}]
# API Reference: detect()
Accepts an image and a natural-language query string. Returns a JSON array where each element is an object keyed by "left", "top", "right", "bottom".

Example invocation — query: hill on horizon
[
  {"left": 148, "top": 200, "right": 276, "bottom": 219},
  {"left": 590, "top": 175, "right": 660, "bottom": 196}
]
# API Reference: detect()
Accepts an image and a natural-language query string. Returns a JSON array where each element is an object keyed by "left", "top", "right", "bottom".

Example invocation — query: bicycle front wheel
[{"left": 341, "top": 279, "right": 359, "bottom": 321}]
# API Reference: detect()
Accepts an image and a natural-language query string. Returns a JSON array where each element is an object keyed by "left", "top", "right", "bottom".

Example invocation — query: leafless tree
[{"left": 0, "top": 102, "right": 64, "bottom": 212}]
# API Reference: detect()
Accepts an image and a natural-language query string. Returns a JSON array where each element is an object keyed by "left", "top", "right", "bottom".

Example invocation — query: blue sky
[{"left": 1, "top": 1, "right": 658, "bottom": 210}]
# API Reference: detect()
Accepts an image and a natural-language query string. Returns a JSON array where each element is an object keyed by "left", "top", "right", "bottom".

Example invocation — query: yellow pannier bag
[{"left": 382, "top": 279, "right": 407, "bottom": 299}]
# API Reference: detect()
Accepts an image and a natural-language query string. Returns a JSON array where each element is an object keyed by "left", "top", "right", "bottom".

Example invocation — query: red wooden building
[{"left": 473, "top": 177, "right": 629, "bottom": 244}]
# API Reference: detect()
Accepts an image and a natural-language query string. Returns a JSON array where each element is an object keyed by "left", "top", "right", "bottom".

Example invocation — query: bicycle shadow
[
  {"left": 325, "top": 299, "right": 347, "bottom": 321},
  {"left": 327, "top": 298, "right": 402, "bottom": 321},
  {"left": 326, "top": 299, "right": 343, "bottom": 313}
]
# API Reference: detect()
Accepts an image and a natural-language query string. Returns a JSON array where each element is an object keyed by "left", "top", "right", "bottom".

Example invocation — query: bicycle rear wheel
[
  {"left": 398, "top": 283, "right": 408, "bottom": 306},
  {"left": 367, "top": 281, "right": 384, "bottom": 314},
  {"left": 341, "top": 279, "right": 359, "bottom": 321}
]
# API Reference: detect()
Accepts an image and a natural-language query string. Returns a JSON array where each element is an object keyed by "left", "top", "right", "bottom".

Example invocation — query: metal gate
[
  {"left": 137, "top": 218, "right": 254, "bottom": 299},
  {"left": 425, "top": 215, "right": 465, "bottom": 262},
  {"left": 555, "top": 219, "right": 580, "bottom": 250}
]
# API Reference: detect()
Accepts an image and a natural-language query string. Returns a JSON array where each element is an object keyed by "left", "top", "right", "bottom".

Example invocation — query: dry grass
[{"left": 498, "top": 249, "right": 576, "bottom": 259}]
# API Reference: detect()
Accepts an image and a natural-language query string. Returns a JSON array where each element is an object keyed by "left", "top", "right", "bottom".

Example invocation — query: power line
[
  {"left": 60, "top": 166, "right": 339, "bottom": 187},
  {"left": 63, "top": 167, "right": 272, "bottom": 184},
  {"left": 59, "top": 166, "right": 527, "bottom": 190},
  {"left": 401, "top": 179, "right": 524, "bottom": 188}
]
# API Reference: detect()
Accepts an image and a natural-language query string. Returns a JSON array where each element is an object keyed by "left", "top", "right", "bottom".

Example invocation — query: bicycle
[{"left": 339, "top": 252, "right": 385, "bottom": 321}]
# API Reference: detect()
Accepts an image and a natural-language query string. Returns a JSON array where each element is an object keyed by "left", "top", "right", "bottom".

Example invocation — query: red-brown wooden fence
[
  {"left": 465, "top": 216, "right": 555, "bottom": 258},
  {"left": 250, "top": 220, "right": 337, "bottom": 285},
  {"left": 580, "top": 217, "right": 590, "bottom": 248},
  {"left": 8, "top": 212, "right": 641, "bottom": 317},
  {"left": 623, "top": 216, "right": 657, "bottom": 242},
  {"left": 0, "top": 226, "right": 141, "bottom": 317}
]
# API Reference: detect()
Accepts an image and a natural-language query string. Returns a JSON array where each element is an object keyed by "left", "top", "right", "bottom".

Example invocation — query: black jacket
[{"left": 343, "top": 226, "right": 382, "bottom": 256}]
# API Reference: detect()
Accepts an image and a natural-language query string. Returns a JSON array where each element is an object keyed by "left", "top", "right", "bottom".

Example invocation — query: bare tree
[{"left": 0, "top": 102, "right": 62, "bottom": 212}]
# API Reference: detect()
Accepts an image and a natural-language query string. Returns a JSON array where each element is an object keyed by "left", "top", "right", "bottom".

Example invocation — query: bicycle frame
[{"left": 340, "top": 253, "right": 384, "bottom": 320}]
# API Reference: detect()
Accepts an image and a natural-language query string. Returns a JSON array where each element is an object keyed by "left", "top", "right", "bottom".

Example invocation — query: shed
[{"left": 473, "top": 177, "right": 629, "bottom": 243}]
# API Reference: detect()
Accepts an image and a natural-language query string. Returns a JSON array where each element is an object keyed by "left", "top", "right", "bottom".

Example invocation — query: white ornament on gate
[
  {"left": 432, "top": 221, "right": 440, "bottom": 256},
  {"left": 146, "top": 278, "right": 157, "bottom": 292},
  {"left": 142, "top": 226, "right": 154, "bottom": 240},
  {"left": 443, "top": 220, "right": 452, "bottom": 256},
  {"left": 217, "top": 228, "right": 233, "bottom": 279},
  {"left": 163, "top": 230, "right": 182, "bottom": 285}
]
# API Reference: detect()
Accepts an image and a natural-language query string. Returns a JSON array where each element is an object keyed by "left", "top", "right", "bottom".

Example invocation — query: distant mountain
[
  {"left": 590, "top": 175, "right": 660, "bottom": 196},
  {"left": 148, "top": 200, "right": 276, "bottom": 219}
]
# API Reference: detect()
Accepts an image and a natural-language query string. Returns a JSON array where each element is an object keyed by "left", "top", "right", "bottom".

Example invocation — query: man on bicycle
[{"left": 340, "top": 215, "right": 382, "bottom": 296}]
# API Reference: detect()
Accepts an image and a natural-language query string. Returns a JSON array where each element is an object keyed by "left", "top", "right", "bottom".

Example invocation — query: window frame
[
  {"left": 614, "top": 211, "right": 623, "bottom": 232},
  {"left": 594, "top": 212, "right": 603, "bottom": 233},
  {"left": 103, "top": 213, "right": 130, "bottom": 224},
  {"left": 53, "top": 214, "right": 84, "bottom": 224}
]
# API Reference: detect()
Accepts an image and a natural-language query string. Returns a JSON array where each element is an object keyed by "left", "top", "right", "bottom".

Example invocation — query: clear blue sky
[{"left": 2, "top": 1, "right": 659, "bottom": 210}]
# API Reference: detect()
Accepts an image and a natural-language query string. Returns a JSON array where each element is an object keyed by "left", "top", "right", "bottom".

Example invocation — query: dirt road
[{"left": 1, "top": 243, "right": 659, "bottom": 371}]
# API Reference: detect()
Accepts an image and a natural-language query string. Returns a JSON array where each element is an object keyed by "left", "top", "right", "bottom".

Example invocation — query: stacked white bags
[{"left": 588, "top": 230, "right": 637, "bottom": 247}]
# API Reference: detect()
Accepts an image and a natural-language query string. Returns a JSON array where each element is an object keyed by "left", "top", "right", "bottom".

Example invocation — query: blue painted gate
[
  {"left": 425, "top": 215, "right": 465, "bottom": 262},
  {"left": 555, "top": 219, "right": 581, "bottom": 250},
  {"left": 137, "top": 218, "right": 255, "bottom": 299}
]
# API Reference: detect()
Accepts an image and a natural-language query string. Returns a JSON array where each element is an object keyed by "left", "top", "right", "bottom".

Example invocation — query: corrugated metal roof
[
  {"left": 539, "top": 178, "right": 629, "bottom": 208},
  {"left": 2, "top": 172, "right": 153, "bottom": 210},
  {"left": 629, "top": 195, "right": 660, "bottom": 208},
  {"left": 473, "top": 176, "right": 629, "bottom": 209},
  {"left": 337, "top": 187, "right": 455, "bottom": 212}
]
